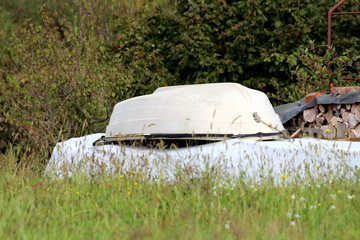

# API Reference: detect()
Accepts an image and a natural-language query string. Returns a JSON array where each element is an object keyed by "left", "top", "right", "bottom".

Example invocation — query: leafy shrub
[
  {"left": 110, "top": 0, "right": 359, "bottom": 102},
  {"left": 0, "top": 0, "right": 359, "bottom": 164},
  {"left": 265, "top": 41, "right": 360, "bottom": 102},
  {"left": 0, "top": 4, "right": 124, "bottom": 159}
]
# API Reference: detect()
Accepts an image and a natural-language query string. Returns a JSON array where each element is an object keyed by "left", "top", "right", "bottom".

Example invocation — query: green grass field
[{"left": 1, "top": 153, "right": 359, "bottom": 240}]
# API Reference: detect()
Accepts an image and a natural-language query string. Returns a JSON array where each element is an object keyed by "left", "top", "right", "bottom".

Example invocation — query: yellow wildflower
[
  {"left": 281, "top": 175, "right": 287, "bottom": 179},
  {"left": 317, "top": 203, "right": 321, "bottom": 207},
  {"left": 337, "top": 190, "right": 343, "bottom": 194}
]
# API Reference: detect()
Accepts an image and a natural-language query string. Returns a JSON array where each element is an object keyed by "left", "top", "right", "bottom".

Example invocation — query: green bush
[
  {"left": 265, "top": 41, "right": 360, "bottom": 102},
  {"left": 0, "top": 0, "right": 359, "bottom": 164},
  {"left": 0, "top": 4, "right": 122, "bottom": 159},
  {"left": 110, "top": 0, "right": 359, "bottom": 102}
]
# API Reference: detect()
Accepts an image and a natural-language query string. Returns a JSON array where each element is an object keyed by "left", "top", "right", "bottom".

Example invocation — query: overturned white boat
[
  {"left": 47, "top": 83, "right": 360, "bottom": 181},
  {"left": 102, "top": 83, "right": 284, "bottom": 143}
]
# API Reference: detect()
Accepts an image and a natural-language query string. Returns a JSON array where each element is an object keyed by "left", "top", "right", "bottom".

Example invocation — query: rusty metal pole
[
  {"left": 328, "top": 0, "right": 360, "bottom": 48},
  {"left": 327, "top": 0, "right": 360, "bottom": 76},
  {"left": 327, "top": 0, "right": 347, "bottom": 48}
]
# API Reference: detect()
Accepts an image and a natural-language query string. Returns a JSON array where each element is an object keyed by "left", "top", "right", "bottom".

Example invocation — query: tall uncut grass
[{"left": 1, "top": 150, "right": 359, "bottom": 240}]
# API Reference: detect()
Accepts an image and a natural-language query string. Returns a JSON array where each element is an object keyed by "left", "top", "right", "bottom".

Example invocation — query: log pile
[{"left": 285, "top": 103, "right": 360, "bottom": 139}]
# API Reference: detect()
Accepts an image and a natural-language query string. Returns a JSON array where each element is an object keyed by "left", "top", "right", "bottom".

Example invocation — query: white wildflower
[
  {"left": 291, "top": 194, "right": 296, "bottom": 200},
  {"left": 290, "top": 221, "right": 296, "bottom": 226},
  {"left": 348, "top": 194, "right": 355, "bottom": 200}
]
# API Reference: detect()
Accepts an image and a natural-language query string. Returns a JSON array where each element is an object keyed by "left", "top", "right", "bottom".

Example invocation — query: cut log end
[{"left": 286, "top": 103, "right": 360, "bottom": 140}]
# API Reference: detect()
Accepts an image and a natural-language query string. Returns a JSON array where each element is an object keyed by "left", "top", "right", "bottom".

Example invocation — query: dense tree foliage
[
  {"left": 111, "top": 0, "right": 359, "bottom": 97},
  {"left": 0, "top": 0, "right": 359, "bottom": 161}
]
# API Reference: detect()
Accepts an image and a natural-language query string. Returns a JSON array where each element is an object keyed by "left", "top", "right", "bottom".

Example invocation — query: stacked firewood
[{"left": 287, "top": 103, "right": 360, "bottom": 139}]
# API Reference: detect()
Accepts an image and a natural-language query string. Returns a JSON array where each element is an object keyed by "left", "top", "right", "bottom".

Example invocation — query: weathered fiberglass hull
[
  {"left": 46, "top": 84, "right": 360, "bottom": 182},
  {"left": 105, "top": 83, "right": 285, "bottom": 142}
]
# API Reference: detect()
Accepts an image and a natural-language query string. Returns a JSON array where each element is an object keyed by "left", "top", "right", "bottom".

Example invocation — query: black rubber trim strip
[
  {"left": 143, "top": 132, "right": 282, "bottom": 139},
  {"left": 92, "top": 132, "right": 283, "bottom": 146}
]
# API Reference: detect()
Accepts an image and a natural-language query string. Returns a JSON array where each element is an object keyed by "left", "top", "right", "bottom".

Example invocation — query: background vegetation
[{"left": 0, "top": 0, "right": 359, "bottom": 162}]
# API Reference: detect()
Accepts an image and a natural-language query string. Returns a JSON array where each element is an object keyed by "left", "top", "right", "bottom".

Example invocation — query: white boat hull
[{"left": 106, "top": 83, "right": 284, "bottom": 141}]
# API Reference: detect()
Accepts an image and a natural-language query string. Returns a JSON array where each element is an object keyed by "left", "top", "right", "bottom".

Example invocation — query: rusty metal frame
[
  {"left": 327, "top": 0, "right": 360, "bottom": 48},
  {"left": 327, "top": 0, "right": 360, "bottom": 80}
]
